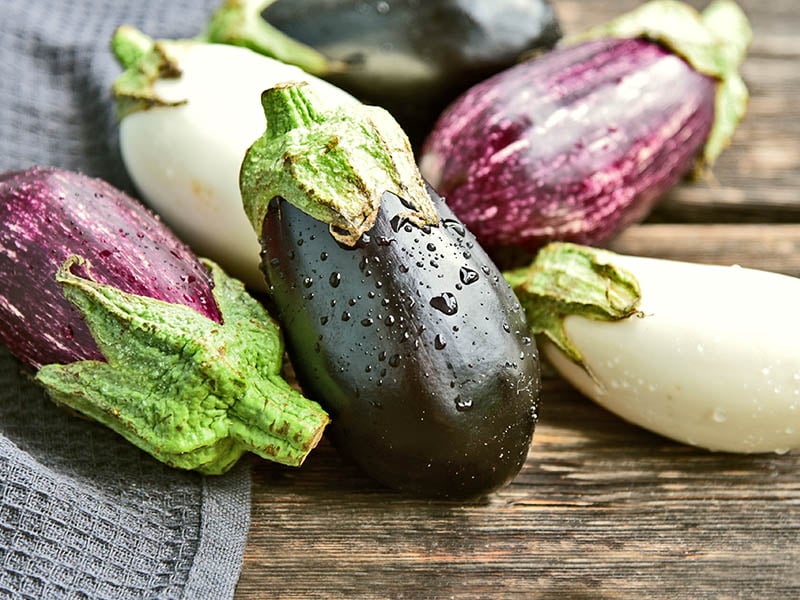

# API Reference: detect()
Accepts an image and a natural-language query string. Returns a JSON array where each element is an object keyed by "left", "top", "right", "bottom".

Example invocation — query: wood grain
[{"left": 236, "top": 1, "right": 799, "bottom": 598}]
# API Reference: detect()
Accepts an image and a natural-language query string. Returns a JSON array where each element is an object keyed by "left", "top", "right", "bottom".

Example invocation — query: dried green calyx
[
  {"left": 240, "top": 82, "right": 438, "bottom": 246},
  {"left": 111, "top": 25, "right": 185, "bottom": 119},
  {"left": 504, "top": 243, "right": 643, "bottom": 370},
  {"left": 570, "top": 0, "right": 752, "bottom": 168},
  {"left": 36, "top": 255, "right": 329, "bottom": 475}
]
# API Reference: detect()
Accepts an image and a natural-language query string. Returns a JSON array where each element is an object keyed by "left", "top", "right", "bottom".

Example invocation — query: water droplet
[
  {"left": 389, "top": 214, "right": 408, "bottom": 233},
  {"left": 399, "top": 264, "right": 409, "bottom": 273},
  {"left": 341, "top": 311, "right": 351, "bottom": 322},
  {"left": 443, "top": 219, "right": 466, "bottom": 237},
  {"left": 502, "top": 322, "right": 511, "bottom": 333},
  {"left": 330, "top": 299, "right": 337, "bottom": 307},
  {"left": 384, "top": 315, "right": 396, "bottom": 327},
  {"left": 329, "top": 272, "right": 341, "bottom": 287},
  {"left": 389, "top": 354, "right": 401, "bottom": 367},
  {"left": 712, "top": 407, "right": 728, "bottom": 423},
  {"left": 430, "top": 292, "right": 458, "bottom": 315},
  {"left": 377, "top": 236, "right": 394, "bottom": 246},
  {"left": 365, "top": 365, "right": 373, "bottom": 373},
  {"left": 426, "top": 243, "right": 436, "bottom": 252},
  {"left": 481, "top": 265, "right": 491, "bottom": 275},
  {"left": 774, "top": 447, "right": 790, "bottom": 455},
  {"left": 455, "top": 397, "right": 473, "bottom": 412},
  {"left": 376, "top": 1, "right": 390, "bottom": 15},
  {"left": 320, "top": 316, "right": 329, "bottom": 326},
  {"left": 379, "top": 351, "right": 387, "bottom": 361},
  {"left": 459, "top": 267, "right": 479, "bottom": 285},
  {"left": 303, "top": 277, "right": 314, "bottom": 288},
  {"left": 319, "top": 252, "right": 328, "bottom": 261},
  {"left": 434, "top": 334, "right": 447, "bottom": 350},
  {"left": 361, "top": 318, "right": 374, "bottom": 327},
  {"left": 348, "top": 297, "right": 358, "bottom": 306}
]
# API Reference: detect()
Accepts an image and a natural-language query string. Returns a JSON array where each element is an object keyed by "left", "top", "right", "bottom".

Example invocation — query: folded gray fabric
[{"left": 0, "top": 1, "right": 251, "bottom": 598}]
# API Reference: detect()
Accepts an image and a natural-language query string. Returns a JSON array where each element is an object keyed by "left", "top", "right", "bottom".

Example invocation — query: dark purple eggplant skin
[
  {"left": 260, "top": 186, "right": 540, "bottom": 498},
  {"left": 0, "top": 167, "right": 221, "bottom": 370},
  {"left": 419, "top": 37, "right": 717, "bottom": 261},
  {"left": 262, "top": 0, "right": 561, "bottom": 148}
]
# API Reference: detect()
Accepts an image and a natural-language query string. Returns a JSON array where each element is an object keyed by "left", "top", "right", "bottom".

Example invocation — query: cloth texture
[{"left": 0, "top": 1, "right": 251, "bottom": 598}]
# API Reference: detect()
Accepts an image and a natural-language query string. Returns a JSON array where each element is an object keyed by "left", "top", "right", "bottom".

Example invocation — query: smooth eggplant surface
[
  {"left": 262, "top": 0, "right": 561, "bottom": 146},
  {"left": 0, "top": 167, "right": 220, "bottom": 370},
  {"left": 420, "top": 37, "right": 717, "bottom": 263},
  {"left": 260, "top": 186, "right": 541, "bottom": 497}
]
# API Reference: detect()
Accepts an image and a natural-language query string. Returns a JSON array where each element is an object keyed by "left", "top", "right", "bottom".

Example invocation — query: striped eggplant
[
  {"left": 204, "top": 0, "right": 562, "bottom": 147},
  {"left": 0, "top": 167, "right": 328, "bottom": 474},
  {"left": 239, "top": 83, "right": 541, "bottom": 498},
  {"left": 419, "top": 0, "right": 751, "bottom": 262}
]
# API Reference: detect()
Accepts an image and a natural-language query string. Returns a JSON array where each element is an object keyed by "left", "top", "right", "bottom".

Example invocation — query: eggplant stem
[{"left": 203, "top": 0, "right": 341, "bottom": 76}]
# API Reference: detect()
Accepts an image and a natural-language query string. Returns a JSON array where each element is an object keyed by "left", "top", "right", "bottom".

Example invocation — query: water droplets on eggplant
[
  {"left": 459, "top": 267, "right": 479, "bottom": 285},
  {"left": 434, "top": 334, "right": 447, "bottom": 350},
  {"left": 454, "top": 396, "right": 473, "bottom": 412},
  {"left": 430, "top": 292, "right": 458, "bottom": 316}
]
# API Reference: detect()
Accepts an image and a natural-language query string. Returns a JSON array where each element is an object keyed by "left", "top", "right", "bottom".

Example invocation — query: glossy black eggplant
[
  {"left": 207, "top": 0, "right": 561, "bottom": 147},
  {"left": 260, "top": 187, "right": 541, "bottom": 498}
]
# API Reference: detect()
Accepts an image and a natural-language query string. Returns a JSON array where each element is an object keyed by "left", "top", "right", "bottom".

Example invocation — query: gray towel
[{"left": 0, "top": 1, "right": 251, "bottom": 598}]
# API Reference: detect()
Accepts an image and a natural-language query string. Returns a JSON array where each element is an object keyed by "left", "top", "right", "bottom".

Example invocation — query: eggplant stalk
[{"left": 203, "top": 0, "right": 338, "bottom": 75}]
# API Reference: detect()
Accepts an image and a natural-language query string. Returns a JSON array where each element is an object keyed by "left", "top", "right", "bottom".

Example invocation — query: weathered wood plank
[{"left": 608, "top": 223, "right": 800, "bottom": 276}]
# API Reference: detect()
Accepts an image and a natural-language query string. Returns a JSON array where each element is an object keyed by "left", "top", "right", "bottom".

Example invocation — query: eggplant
[
  {"left": 506, "top": 243, "right": 800, "bottom": 454},
  {"left": 205, "top": 0, "right": 562, "bottom": 147},
  {"left": 111, "top": 25, "right": 358, "bottom": 290},
  {"left": 240, "top": 84, "right": 541, "bottom": 497},
  {"left": 0, "top": 167, "right": 328, "bottom": 474},
  {"left": 419, "top": 0, "right": 751, "bottom": 263}
]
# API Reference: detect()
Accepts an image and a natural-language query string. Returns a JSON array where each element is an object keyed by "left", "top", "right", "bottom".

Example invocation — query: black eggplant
[
  {"left": 261, "top": 187, "right": 540, "bottom": 497},
  {"left": 206, "top": 0, "right": 561, "bottom": 147},
  {"left": 240, "top": 83, "right": 541, "bottom": 497}
]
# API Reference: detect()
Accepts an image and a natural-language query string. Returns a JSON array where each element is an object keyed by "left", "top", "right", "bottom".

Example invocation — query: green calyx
[
  {"left": 203, "top": 0, "right": 339, "bottom": 76},
  {"left": 36, "top": 255, "right": 329, "bottom": 475},
  {"left": 240, "top": 82, "right": 438, "bottom": 246},
  {"left": 569, "top": 0, "right": 752, "bottom": 168},
  {"left": 504, "top": 243, "right": 642, "bottom": 370},
  {"left": 111, "top": 25, "right": 186, "bottom": 120}
]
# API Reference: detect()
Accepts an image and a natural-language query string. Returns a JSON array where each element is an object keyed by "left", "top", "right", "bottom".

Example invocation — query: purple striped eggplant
[
  {"left": 419, "top": 0, "right": 751, "bottom": 261},
  {"left": 0, "top": 167, "right": 328, "bottom": 474}
]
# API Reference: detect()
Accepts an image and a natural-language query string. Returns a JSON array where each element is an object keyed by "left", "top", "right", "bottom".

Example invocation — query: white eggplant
[
  {"left": 112, "top": 26, "right": 357, "bottom": 289},
  {"left": 506, "top": 243, "right": 800, "bottom": 454}
]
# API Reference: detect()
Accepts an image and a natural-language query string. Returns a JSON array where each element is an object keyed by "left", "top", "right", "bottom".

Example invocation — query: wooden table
[{"left": 236, "top": 1, "right": 799, "bottom": 597}]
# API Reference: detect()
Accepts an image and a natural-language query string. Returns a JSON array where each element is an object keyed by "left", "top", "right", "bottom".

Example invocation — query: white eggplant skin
[
  {"left": 119, "top": 41, "right": 357, "bottom": 289},
  {"left": 543, "top": 255, "right": 800, "bottom": 454}
]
